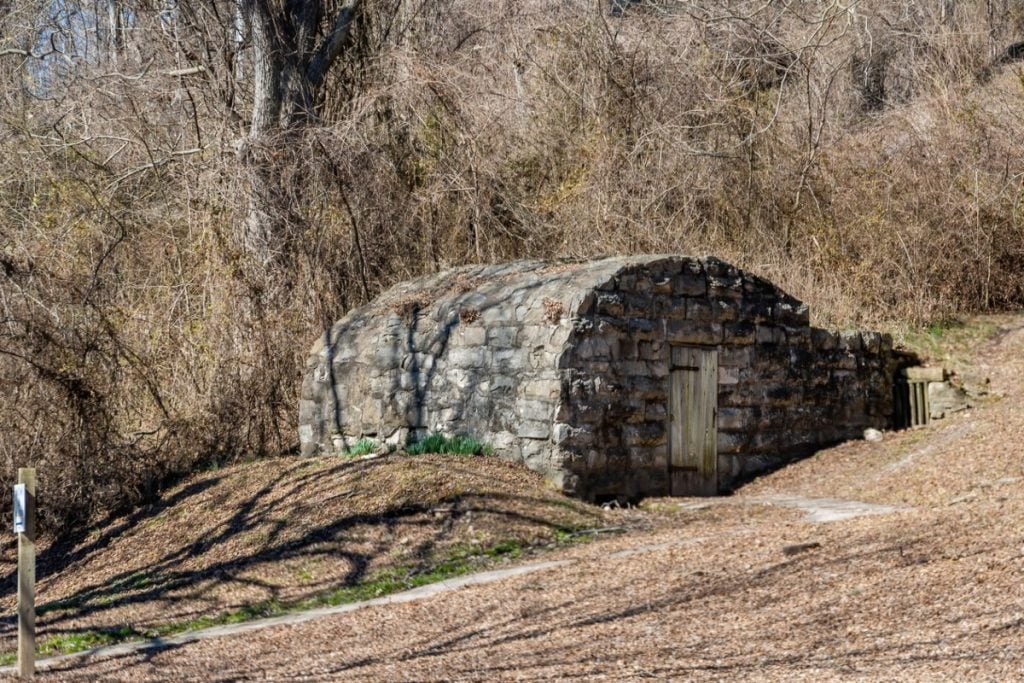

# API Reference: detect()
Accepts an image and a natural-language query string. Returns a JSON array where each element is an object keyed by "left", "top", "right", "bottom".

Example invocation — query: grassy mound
[{"left": 0, "top": 454, "right": 604, "bottom": 660}]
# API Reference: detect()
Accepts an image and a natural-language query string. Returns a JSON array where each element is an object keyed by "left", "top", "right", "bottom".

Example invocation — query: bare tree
[
  {"left": 239, "top": 0, "right": 361, "bottom": 136},
  {"left": 229, "top": 0, "right": 365, "bottom": 261}
]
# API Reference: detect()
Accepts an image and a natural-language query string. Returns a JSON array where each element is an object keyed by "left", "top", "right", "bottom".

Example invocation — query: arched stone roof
[{"left": 299, "top": 255, "right": 892, "bottom": 501}]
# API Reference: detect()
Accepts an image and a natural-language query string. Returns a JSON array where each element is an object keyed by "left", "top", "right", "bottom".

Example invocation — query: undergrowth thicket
[{"left": 0, "top": 0, "right": 1022, "bottom": 530}]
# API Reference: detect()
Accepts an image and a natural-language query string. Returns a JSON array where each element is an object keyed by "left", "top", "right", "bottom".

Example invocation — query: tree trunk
[
  {"left": 243, "top": 0, "right": 282, "bottom": 138},
  {"left": 236, "top": 0, "right": 362, "bottom": 263}
]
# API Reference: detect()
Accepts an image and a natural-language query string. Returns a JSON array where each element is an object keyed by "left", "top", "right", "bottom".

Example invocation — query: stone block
[
  {"left": 549, "top": 325, "right": 571, "bottom": 347},
  {"left": 572, "top": 291, "right": 596, "bottom": 317},
  {"left": 788, "top": 348, "right": 815, "bottom": 368},
  {"left": 622, "top": 361, "right": 655, "bottom": 377},
  {"left": 838, "top": 330, "right": 863, "bottom": 352},
  {"left": 738, "top": 296, "right": 774, "bottom": 323},
  {"left": 372, "top": 346, "right": 402, "bottom": 369},
  {"left": 686, "top": 298, "right": 715, "bottom": 321},
  {"left": 490, "top": 375, "right": 515, "bottom": 394},
  {"left": 645, "top": 402, "right": 667, "bottom": 421},
  {"left": 523, "top": 378, "right": 561, "bottom": 400},
  {"left": 596, "top": 318, "right": 627, "bottom": 336},
  {"left": 756, "top": 325, "right": 785, "bottom": 345},
  {"left": 724, "top": 325, "right": 757, "bottom": 348},
  {"left": 628, "top": 317, "right": 659, "bottom": 336},
  {"left": 521, "top": 439, "right": 550, "bottom": 461},
  {"left": 596, "top": 293, "right": 625, "bottom": 316},
  {"left": 586, "top": 449, "right": 607, "bottom": 471},
  {"left": 716, "top": 300, "right": 739, "bottom": 322},
  {"left": 457, "top": 326, "right": 487, "bottom": 345},
  {"left": 811, "top": 328, "right": 838, "bottom": 351},
  {"left": 638, "top": 341, "right": 666, "bottom": 362},
  {"left": 551, "top": 422, "right": 572, "bottom": 445},
  {"left": 298, "top": 399, "right": 321, "bottom": 425},
  {"left": 716, "top": 454, "right": 742, "bottom": 482},
  {"left": 784, "top": 326, "right": 811, "bottom": 348},
  {"left": 764, "top": 384, "right": 801, "bottom": 406},
  {"left": 618, "top": 338, "right": 638, "bottom": 361},
  {"left": 402, "top": 353, "right": 435, "bottom": 372},
  {"left": 703, "top": 257, "right": 737, "bottom": 277},
  {"left": 519, "top": 325, "right": 549, "bottom": 344},
  {"left": 449, "top": 347, "right": 486, "bottom": 368},
  {"left": 652, "top": 296, "right": 685, "bottom": 319},
  {"left": 708, "top": 276, "right": 744, "bottom": 299},
  {"left": 487, "top": 326, "right": 519, "bottom": 348},
  {"left": 629, "top": 447, "right": 657, "bottom": 468},
  {"left": 622, "top": 423, "right": 665, "bottom": 447},
  {"left": 717, "top": 406, "right": 755, "bottom": 431},
  {"left": 517, "top": 399, "right": 553, "bottom": 422},
  {"left": 518, "top": 420, "right": 551, "bottom": 440},
  {"left": 618, "top": 398, "right": 647, "bottom": 423},
  {"left": 717, "top": 431, "right": 747, "bottom": 454},
  {"left": 928, "top": 381, "right": 969, "bottom": 419},
  {"left": 861, "top": 331, "right": 882, "bottom": 354},
  {"left": 749, "top": 431, "right": 789, "bottom": 452},
  {"left": 576, "top": 336, "right": 611, "bottom": 360},
  {"left": 773, "top": 301, "right": 810, "bottom": 326},
  {"left": 665, "top": 319, "right": 722, "bottom": 344},
  {"left": 649, "top": 444, "right": 669, "bottom": 468},
  {"left": 673, "top": 274, "right": 707, "bottom": 296},
  {"left": 834, "top": 354, "right": 858, "bottom": 371},
  {"left": 902, "top": 366, "right": 944, "bottom": 381},
  {"left": 718, "top": 367, "right": 741, "bottom": 386},
  {"left": 623, "top": 293, "right": 652, "bottom": 317},
  {"left": 719, "top": 346, "right": 755, "bottom": 368},
  {"left": 652, "top": 277, "right": 673, "bottom": 294},
  {"left": 529, "top": 349, "right": 562, "bottom": 370},
  {"left": 628, "top": 376, "right": 668, "bottom": 400}
]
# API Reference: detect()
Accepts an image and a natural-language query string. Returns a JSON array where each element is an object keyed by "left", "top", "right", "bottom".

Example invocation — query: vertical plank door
[{"left": 669, "top": 347, "right": 718, "bottom": 496}]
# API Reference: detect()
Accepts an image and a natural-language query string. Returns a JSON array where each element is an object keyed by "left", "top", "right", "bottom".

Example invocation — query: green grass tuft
[
  {"left": 406, "top": 432, "right": 492, "bottom": 456},
  {"left": 342, "top": 438, "right": 376, "bottom": 457}
]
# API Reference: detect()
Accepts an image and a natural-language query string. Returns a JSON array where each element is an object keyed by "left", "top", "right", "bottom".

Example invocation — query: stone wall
[
  {"left": 299, "top": 255, "right": 897, "bottom": 501},
  {"left": 299, "top": 260, "right": 587, "bottom": 489},
  {"left": 556, "top": 257, "right": 896, "bottom": 499}
]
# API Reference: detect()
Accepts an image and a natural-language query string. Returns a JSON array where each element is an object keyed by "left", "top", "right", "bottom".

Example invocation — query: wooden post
[{"left": 17, "top": 468, "right": 35, "bottom": 679}]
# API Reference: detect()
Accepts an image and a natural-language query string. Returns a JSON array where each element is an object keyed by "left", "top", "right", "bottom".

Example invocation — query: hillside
[
  {"left": 1, "top": 315, "right": 1022, "bottom": 679},
  {"left": 0, "top": 455, "right": 605, "bottom": 660}
]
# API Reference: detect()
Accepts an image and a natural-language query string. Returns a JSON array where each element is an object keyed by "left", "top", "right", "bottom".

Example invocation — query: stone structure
[
  {"left": 895, "top": 365, "right": 970, "bottom": 426},
  {"left": 300, "top": 256, "right": 897, "bottom": 501}
]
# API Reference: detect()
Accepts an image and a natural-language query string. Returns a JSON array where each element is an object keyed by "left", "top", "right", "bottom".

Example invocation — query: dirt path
[{"left": 9, "top": 316, "right": 1024, "bottom": 681}]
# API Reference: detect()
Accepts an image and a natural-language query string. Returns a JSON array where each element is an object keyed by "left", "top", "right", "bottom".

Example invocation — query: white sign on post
[{"left": 12, "top": 483, "right": 26, "bottom": 534}]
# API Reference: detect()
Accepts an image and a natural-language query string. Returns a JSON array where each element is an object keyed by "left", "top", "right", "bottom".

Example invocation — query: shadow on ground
[{"left": 0, "top": 454, "right": 603, "bottom": 651}]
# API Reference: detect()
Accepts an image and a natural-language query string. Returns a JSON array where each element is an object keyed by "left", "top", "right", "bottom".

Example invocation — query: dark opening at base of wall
[
  {"left": 894, "top": 377, "right": 930, "bottom": 428},
  {"left": 893, "top": 363, "right": 939, "bottom": 429}
]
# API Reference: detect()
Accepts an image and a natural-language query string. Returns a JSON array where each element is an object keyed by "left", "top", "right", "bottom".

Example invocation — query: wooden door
[{"left": 668, "top": 347, "right": 718, "bottom": 496}]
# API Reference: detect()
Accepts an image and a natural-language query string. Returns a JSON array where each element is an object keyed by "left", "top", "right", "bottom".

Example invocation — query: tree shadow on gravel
[{"left": 295, "top": 521, "right": 1020, "bottom": 681}]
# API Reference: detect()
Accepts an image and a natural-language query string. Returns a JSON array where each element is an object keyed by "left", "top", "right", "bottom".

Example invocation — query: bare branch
[
  {"left": 307, "top": 0, "right": 360, "bottom": 89},
  {"left": 164, "top": 65, "right": 207, "bottom": 77}
]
